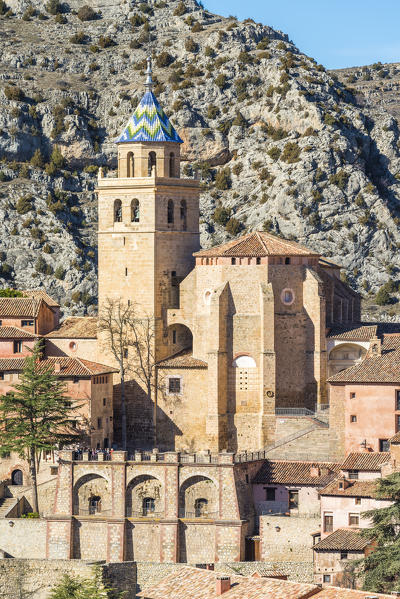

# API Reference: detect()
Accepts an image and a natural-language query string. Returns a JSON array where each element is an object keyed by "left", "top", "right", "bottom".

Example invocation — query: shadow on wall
[{"left": 113, "top": 379, "right": 183, "bottom": 451}]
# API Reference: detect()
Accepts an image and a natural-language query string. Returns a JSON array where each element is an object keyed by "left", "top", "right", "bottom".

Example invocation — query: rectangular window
[
  {"left": 103, "top": 398, "right": 106, "bottom": 407},
  {"left": 172, "top": 329, "right": 177, "bottom": 344},
  {"left": 348, "top": 470, "right": 359, "bottom": 480},
  {"left": 323, "top": 574, "right": 331, "bottom": 583},
  {"left": 397, "top": 390, "right": 400, "bottom": 411},
  {"left": 289, "top": 490, "right": 299, "bottom": 510},
  {"left": 397, "top": 415, "right": 400, "bottom": 431},
  {"left": 265, "top": 487, "right": 276, "bottom": 502},
  {"left": 97, "top": 417, "right": 102, "bottom": 429},
  {"left": 350, "top": 415, "right": 357, "bottom": 423},
  {"left": 21, "top": 320, "right": 34, "bottom": 327},
  {"left": 125, "top": 267, "right": 128, "bottom": 276},
  {"left": 123, "top": 348, "right": 128, "bottom": 358},
  {"left": 350, "top": 392, "right": 356, "bottom": 399},
  {"left": 349, "top": 513, "right": 359, "bottom": 526},
  {"left": 340, "top": 552, "right": 348, "bottom": 560},
  {"left": 13, "top": 340, "right": 22, "bottom": 353},
  {"left": 380, "top": 439, "right": 389, "bottom": 452},
  {"left": 324, "top": 513, "right": 333, "bottom": 532},
  {"left": 168, "top": 377, "right": 181, "bottom": 394},
  {"left": 0, "top": 372, "right": 4, "bottom": 380},
  {"left": 73, "top": 376, "right": 79, "bottom": 384},
  {"left": 355, "top": 497, "right": 361, "bottom": 505},
  {"left": 231, "top": 258, "right": 236, "bottom": 265}
]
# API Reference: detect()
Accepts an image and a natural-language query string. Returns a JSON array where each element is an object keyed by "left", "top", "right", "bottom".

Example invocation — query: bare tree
[{"left": 98, "top": 299, "right": 158, "bottom": 450}]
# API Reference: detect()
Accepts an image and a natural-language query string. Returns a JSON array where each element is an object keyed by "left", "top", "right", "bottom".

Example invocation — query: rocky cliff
[{"left": 0, "top": 0, "right": 399, "bottom": 315}]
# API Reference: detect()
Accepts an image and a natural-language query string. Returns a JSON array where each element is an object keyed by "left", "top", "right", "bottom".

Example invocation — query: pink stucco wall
[{"left": 320, "top": 494, "right": 392, "bottom": 538}]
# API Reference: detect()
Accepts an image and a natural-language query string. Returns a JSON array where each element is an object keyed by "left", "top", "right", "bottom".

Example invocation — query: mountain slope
[{"left": 0, "top": 0, "right": 399, "bottom": 315}]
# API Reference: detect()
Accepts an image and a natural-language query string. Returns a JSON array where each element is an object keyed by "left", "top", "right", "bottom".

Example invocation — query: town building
[{"left": 329, "top": 334, "right": 400, "bottom": 456}]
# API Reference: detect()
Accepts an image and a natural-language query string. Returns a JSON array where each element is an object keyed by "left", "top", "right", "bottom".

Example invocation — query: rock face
[{"left": 0, "top": 0, "right": 399, "bottom": 315}]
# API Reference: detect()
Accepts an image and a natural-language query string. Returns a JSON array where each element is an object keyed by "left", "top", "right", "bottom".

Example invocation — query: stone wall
[
  {"left": 260, "top": 515, "right": 320, "bottom": 561},
  {"left": 0, "top": 559, "right": 136, "bottom": 599},
  {"left": 0, "top": 519, "right": 47, "bottom": 558}
]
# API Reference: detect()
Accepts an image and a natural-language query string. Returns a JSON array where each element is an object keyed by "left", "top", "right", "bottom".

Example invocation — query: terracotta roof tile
[
  {"left": 46, "top": 317, "right": 98, "bottom": 339},
  {"left": 0, "top": 298, "right": 40, "bottom": 317},
  {"left": 0, "top": 357, "right": 117, "bottom": 377},
  {"left": 340, "top": 452, "right": 390, "bottom": 471},
  {"left": 157, "top": 349, "right": 208, "bottom": 369},
  {"left": 252, "top": 460, "right": 340, "bottom": 486},
  {"left": 327, "top": 322, "right": 400, "bottom": 340},
  {"left": 137, "top": 566, "right": 321, "bottom": 599},
  {"left": 22, "top": 290, "right": 60, "bottom": 307},
  {"left": 0, "top": 326, "right": 37, "bottom": 339},
  {"left": 319, "top": 479, "right": 383, "bottom": 498},
  {"left": 389, "top": 431, "right": 400, "bottom": 443},
  {"left": 313, "top": 528, "right": 370, "bottom": 551},
  {"left": 194, "top": 231, "right": 319, "bottom": 258},
  {"left": 328, "top": 335, "right": 400, "bottom": 383}
]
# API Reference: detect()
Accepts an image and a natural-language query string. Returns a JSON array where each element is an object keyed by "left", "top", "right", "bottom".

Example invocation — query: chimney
[
  {"left": 216, "top": 576, "right": 231, "bottom": 595},
  {"left": 54, "top": 362, "right": 61, "bottom": 373},
  {"left": 310, "top": 465, "right": 320, "bottom": 477},
  {"left": 369, "top": 336, "right": 381, "bottom": 357}
]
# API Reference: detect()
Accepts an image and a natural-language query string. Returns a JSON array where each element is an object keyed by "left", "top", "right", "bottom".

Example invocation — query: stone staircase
[
  {"left": 0, "top": 497, "right": 16, "bottom": 517},
  {"left": 266, "top": 425, "right": 334, "bottom": 461}
]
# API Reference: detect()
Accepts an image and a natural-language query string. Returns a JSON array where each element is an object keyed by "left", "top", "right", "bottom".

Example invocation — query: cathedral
[{"left": 96, "top": 58, "right": 360, "bottom": 454}]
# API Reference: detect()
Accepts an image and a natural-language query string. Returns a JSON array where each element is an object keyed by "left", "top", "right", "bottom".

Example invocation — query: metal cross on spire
[{"left": 145, "top": 56, "right": 153, "bottom": 92}]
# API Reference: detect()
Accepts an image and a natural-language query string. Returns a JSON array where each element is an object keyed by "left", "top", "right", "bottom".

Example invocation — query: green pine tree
[
  {"left": 49, "top": 566, "right": 124, "bottom": 599},
  {"left": 359, "top": 472, "right": 400, "bottom": 592},
  {"left": 0, "top": 341, "right": 79, "bottom": 513}
]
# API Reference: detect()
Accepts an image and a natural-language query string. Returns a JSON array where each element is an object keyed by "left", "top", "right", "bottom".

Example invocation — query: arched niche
[
  {"left": 180, "top": 200, "right": 187, "bottom": 230},
  {"left": 167, "top": 323, "right": 193, "bottom": 351},
  {"left": 148, "top": 151, "right": 156, "bottom": 176},
  {"left": 328, "top": 343, "right": 367, "bottom": 376},
  {"left": 73, "top": 473, "right": 111, "bottom": 516},
  {"left": 167, "top": 199, "right": 174, "bottom": 224},
  {"left": 114, "top": 199, "right": 122, "bottom": 223},
  {"left": 179, "top": 475, "right": 218, "bottom": 519},
  {"left": 127, "top": 152, "right": 134, "bottom": 177},
  {"left": 126, "top": 474, "right": 163, "bottom": 517},
  {"left": 131, "top": 199, "right": 140, "bottom": 222},
  {"left": 169, "top": 152, "right": 175, "bottom": 177}
]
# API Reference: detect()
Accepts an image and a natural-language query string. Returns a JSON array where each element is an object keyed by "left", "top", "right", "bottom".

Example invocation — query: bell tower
[{"left": 97, "top": 56, "right": 200, "bottom": 363}]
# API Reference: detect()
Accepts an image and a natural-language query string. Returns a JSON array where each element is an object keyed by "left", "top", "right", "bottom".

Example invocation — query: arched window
[
  {"left": 148, "top": 151, "right": 156, "bottom": 176},
  {"left": 127, "top": 152, "right": 134, "bottom": 177},
  {"left": 169, "top": 152, "right": 175, "bottom": 177},
  {"left": 195, "top": 498, "right": 208, "bottom": 517},
  {"left": 167, "top": 200, "right": 174, "bottom": 224},
  {"left": 131, "top": 199, "right": 140, "bottom": 222},
  {"left": 180, "top": 200, "right": 187, "bottom": 230},
  {"left": 143, "top": 497, "right": 155, "bottom": 516},
  {"left": 11, "top": 469, "right": 23, "bottom": 486},
  {"left": 114, "top": 199, "right": 122, "bottom": 223}
]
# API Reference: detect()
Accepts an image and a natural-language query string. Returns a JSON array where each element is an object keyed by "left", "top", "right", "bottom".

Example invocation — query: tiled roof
[
  {"left": 22, "top": 290, "right": 59, "bottom": 307},
  {"left": 340, "top": 452, "right": 390, "bottom": 471},
  {"left": 319, "top": 257, "right": 342, "bottom": 269},
  {"left": 157, "top": 349, "right": 208, "bottom": 369},
  {"left": 0, "top": 298, "right": 41, "bottom": 317},
  {"left": 194, "top": 231, "right": 319, "bottom": 258},
  {"left": 328, "top": 335, "right": 400, "bottom": 383},
  {"left": 116, "top": 90, "right": 183, "bottom": 143},
  {"left": 315, "top": 587, "right": 393, "bottom": 598},
  {"left": 0, "top": 357, "right": 117, "bottom": 377},
  {"left": 313, "top": 528, "right": 370, "bottom": 551},
  {"left": 137, "top": 566, "right": 321, "bottom": 599},
  {"left": 0, "top": 326, "right": 37, "bottom": 339},
  {"left": 327, "top": 322, "right": 400, "bottom": 340},
  {"left": 319, "top": 479, "right": 383, "bottom": 498},
  {"left": 389, "top": 431, "right": 400, "bottom": 443},
  {"left": 45, "top": 317, "right": 98, "bottom": 339},
  {"left": 252, "top": 460, "right": 340, "bottom": 486}
]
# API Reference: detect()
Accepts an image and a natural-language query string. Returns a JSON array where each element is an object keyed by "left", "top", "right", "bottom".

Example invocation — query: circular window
[
  {"left": 281, "top": 288, "right": 295, "bottom": 306},
  {"left": 69, "top": 341, "right": 77, "bottom": 352},
  {"left": 204, "top": 290, "right": 212, "bottom": 305}
]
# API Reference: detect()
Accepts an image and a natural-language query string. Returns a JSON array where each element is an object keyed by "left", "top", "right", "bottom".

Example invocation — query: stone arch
[
  {"left": 127, "top": 151, "right": 134, "bottom": 177},
  {"left": 126, "top": 474, "right": 163, "bottom": 517},
  {"left": 167, "top": 199, "right": 174, "bottom": 224},
  {"left": 169, "top": 152, "right": 175, "bottom": 177},
  {"left": 11, "top": 469, "right": 23, "bottom": 486},
  {"left": 167, "top": 323, "right": 193, "bottom": 351},
  {"left": 148, "top": 151, "right": 156, "bottom": 176},
  {"left": 180, "top": 199, "right": 187, "bottom": 230},
  {"left": 328, "top": 343, "right": 367, "bottom": 376},
  {"left": 179, "top": 475, "right": 218, "bottom": 518},
  {"left": 73, "top": 473, "right": 111, "bottom": 516},
  {"left": 131, "top": 198, "right": 140, "bottom": 222},
  {"left": 114, "top": 199, "right": 122, "bottom": 223},
  {"left": 232, "top": 355, "right": 257, "bottom": 368}
]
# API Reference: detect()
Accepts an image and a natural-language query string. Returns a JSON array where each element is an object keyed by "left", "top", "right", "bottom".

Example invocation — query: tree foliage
[
  {"left": 358, "top": 472, "right": 400, "bottom": 593},
  {"left": 49, "top": 566, "right": 123, "bottom": 599}
]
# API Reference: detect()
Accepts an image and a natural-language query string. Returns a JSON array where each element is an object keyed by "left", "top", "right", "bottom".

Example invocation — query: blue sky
[{"left": 204, "top": 0, "right": 400, "bottom": 69}]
